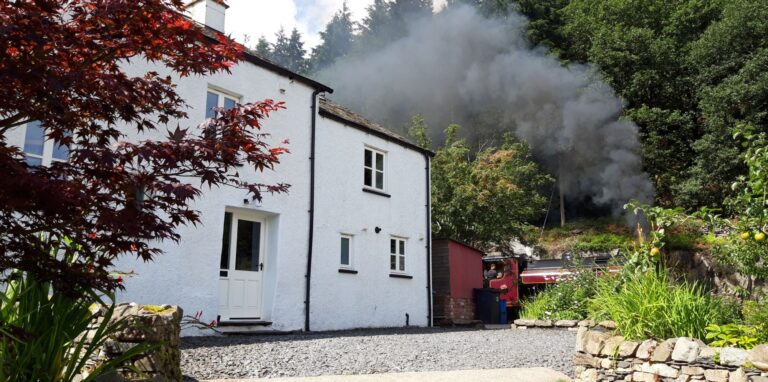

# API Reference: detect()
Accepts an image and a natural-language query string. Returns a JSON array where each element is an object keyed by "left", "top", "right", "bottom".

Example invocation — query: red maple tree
[{"left": 0, "top": 0, "right": 289, "bottom": 294}]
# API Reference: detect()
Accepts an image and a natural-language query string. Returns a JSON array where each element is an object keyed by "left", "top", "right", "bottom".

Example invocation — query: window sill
[
  {"left": 338, "top": 269, "right": 358, "bottom": 274},
  {"left": 362, "top": 187, "right": 391, "bottom": 198},
  {"left": 389, "top": 273, "right": 413, "bottom": 279}
]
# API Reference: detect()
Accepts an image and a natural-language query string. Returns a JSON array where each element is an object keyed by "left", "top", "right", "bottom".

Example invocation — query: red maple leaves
[{"left": 0, "top": 0, "right": 289, "bottom": 295}]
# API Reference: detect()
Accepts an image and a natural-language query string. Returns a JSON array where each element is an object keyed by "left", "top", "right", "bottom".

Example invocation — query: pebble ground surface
[{"left": 181, "top": 327, "right": 576, "bottom": 380}]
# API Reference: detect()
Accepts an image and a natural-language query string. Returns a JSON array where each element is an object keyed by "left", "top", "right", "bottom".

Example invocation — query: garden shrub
[
  {"left": 705, "top": 323, "right": 761, "bottom": 349},
  {"left": 742, "top": 295, "right": 768, "bottom": 343},
  {"left": 588, "top": 268, "right": 738, "bottom": 341},
  {"left": 520, "top": 271, "right": 602, "bottom": 320},
  {"left": 0, "top": 236, "right": 151, "bottom": 382}
]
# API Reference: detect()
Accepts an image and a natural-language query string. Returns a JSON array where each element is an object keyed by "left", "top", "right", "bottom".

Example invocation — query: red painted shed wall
[{"left": 447, "top": 241, "right": 484, "bottom": 299}]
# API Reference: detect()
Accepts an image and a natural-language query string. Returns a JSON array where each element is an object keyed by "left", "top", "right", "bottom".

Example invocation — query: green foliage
[
  {"left": 586, "top": 204, "right": 738, "bottom": 340},
  {"left": 665, "top": 232, "right": 698, "bottom": 250},
  {"left": 422, "top": 122, "right": 552, "bottom": 249},
  {"left": 699, "top": 126, "right": 768, "bottom": 280},
  {"left": 254, "top": 36, "right": 271, "bottom": 58},
  {"left": 520, "top": 271, "right": 602, "bottom": 320},
  {"left": 589, "top": 268, "right": 736, "bottom": 341},
  {"left": 705, "top": 324, "right": 760, "bottom": 350},
  {"left": 309, "top": 3, "right": 356, "bottom": 73},
  {"left": 571, "top": 233, "right": 632, "bottom": 252},
  {"left": 270, "top": 27, "right": 308, "bottom": 74},
  {"left": 539, "top": 0, "right": 768, "bottom": 210},
  {"left": 536, "top": 218, "right": 634, "bottom": 255},
  {"left": 742, "top": 296, "right": 768, "bottom": 342},
  {"left": 0, "top": 236, "right": 151, "bottom": 381}
]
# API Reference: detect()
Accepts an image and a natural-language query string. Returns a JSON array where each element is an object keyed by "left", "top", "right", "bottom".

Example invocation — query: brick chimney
[{"left": 186, "top": 0, "right": 228, "bottom": 32}]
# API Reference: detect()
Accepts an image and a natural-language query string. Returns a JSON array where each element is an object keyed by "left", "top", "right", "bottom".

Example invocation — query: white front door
[{"left": 218, "top": 211, "right": 266, "bottom": 320}]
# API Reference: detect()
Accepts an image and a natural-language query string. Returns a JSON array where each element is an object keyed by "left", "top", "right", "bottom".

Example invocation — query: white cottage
[{"left": 6, "top": 0, "right": 433, "bottom": 333}]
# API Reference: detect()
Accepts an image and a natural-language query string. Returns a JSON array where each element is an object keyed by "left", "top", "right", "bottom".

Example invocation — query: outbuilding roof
[{"left": 318, "top": 98, "right": 434, "bottom": 156}]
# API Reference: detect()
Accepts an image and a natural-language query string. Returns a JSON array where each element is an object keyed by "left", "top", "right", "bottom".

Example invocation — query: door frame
[{"left": 218, "top": 208, "right": 269, "bottom": 321}]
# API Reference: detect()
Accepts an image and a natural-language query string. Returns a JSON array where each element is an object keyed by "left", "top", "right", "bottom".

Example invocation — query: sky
[{"left": 225, "top": 0, "right": 447, "bottom": 50}]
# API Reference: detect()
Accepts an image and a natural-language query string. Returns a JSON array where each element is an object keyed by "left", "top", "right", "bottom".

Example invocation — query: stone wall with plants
[
  {"left": 573, "top": 324, "right": 768, "bottom": 382},
  {"left": 79, "top": 303, "right": 183, "bottom": 381}
]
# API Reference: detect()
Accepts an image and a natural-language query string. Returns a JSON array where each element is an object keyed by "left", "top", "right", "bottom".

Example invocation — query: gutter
[
  {"left": 424, "top": 153, "right": 433, "bottom": 327},
  {"left": 304, "top": 88, "right": 331, "bottom": 332}
]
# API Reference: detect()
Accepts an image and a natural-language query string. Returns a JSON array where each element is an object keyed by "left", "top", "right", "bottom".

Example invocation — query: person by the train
[
  {"left": 489, "top": 270, "right": 516, "bottom": 320},
  {"left": 484, "top": 263, "right": 497, "bottom": 280}
]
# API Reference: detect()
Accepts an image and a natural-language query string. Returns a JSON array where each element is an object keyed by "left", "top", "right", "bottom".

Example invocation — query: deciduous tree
[
  {"left": 0, "top": 0, "right": 289, "bottom": 294},
  {"left": 412, "top": 119, "right": 552, "bottom": 249}
]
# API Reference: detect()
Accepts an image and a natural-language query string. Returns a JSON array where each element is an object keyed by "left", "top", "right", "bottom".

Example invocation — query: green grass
[
  {"left": 537, "top": 218, "right": 634, "bottom": 256},
  {"left": 588, "top": 269, "right": 738, "bottom": 341},
  {"left": 572, "top": 233, "right": 633, "bottom": 252}
]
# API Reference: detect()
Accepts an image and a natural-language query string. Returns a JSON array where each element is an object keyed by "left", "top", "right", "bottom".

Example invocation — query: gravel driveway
[{"left": 181, "top": 327, "right": 576, "bottom": 380}]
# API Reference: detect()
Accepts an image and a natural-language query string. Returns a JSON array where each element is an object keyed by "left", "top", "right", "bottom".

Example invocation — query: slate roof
[{"left": 318, "top": 98, "right": 434, "bottom": 156}]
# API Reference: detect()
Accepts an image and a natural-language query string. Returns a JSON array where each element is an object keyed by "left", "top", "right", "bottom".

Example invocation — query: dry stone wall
[
  {"left": 573, "top": 324, "right": 768, "bottom": 382},
  {"left": 80, "top": 303, "right": 183, "bottom": 382}
]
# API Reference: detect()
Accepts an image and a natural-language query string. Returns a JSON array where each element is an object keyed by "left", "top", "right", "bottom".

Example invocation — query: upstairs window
[
  {"left": 23, "top": 121, "right": 69, "bottom": 166},
  {"left": 206, "top": 89, "right": 238, "bottom": 119},
  {"left": 364, "top": 147, "right": 385, "bottom": 191},
  {"left": 390, "top": 237, "right": 406, "bottom": 273}
]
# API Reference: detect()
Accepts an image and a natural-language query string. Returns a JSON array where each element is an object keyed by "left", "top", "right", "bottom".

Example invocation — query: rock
[
  {"left": 602, "top": 336, "right": 626, "bottom": 357},
  {"left": 574, "top": 352, "right": 602, "bottom": 368},
  {"left": 639, "top": 363, "right": 680, "bottom": 378},
  {"left": 535, "top": 319, "right": 554, "bottom": 327},
  {"left": 514, "top": 319, "right": 536, "bottom": 326},
  {"left": 754, "top": 363, "right": 768, "bottom": 373},
  {"left": 721, "top": 348, "right": 748, "bottom": 367},
  {"left": 677, "top": 375, "right": 691, "bottom": 382},
  {"left": 673, "top": 338, "right": 704, "bottom": 363},
  {"left": 633, "top": 371, "right": 659, "bottom": 382},
  {"left": 730, "top": 368, "right": 747, "bottom": 382},
  {"left": 555, "top": 320, "right": 579, "bottom": 327},
  {"left": 586, "top": 330, "right": 613, "bottom": 355},
  {"left": 750, "top": 377, "right": 768, "bottom": 382},
  {"left": 682, "top": 366, "right": 706, "bottom": 376},
  {"left": 637, "top": 340, "right": 659, "bottom": 360},
  {"left": 748, "top": 345, "right": 768, "bottom": 371},
  {"left": 581, "top": 368, "right": 599, "bottom": 382},
  {"left": 618, "top": 341, "right": 640, "bottom": 358},
  {"left": 576, "top": 326, "right": 589, "bottom": 352},
  {"left": 704, "top": 369, "right": 729, "bottom": 382},
  {"left": 599, "top": 321, "right": 618, "bottom": 330},
  {"left": 602, "top": 358, "right": 614, "bottom": 369},
  {"left": 651, "top": 338, "right": 678, "bottom": 363},
  {"left": 699, "top": 347, "right": 721, "bottom": 361},
  {"left": 579, "top": 320, "right": 596, "bottom": 327}
]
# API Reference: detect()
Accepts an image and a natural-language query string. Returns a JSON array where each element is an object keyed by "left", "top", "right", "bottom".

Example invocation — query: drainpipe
[
  {"left": 424, "top": 153, "right": 433, "bottom": 327},
  {"left": 304, "top": 89, "right": 322, "bottom": 332}
]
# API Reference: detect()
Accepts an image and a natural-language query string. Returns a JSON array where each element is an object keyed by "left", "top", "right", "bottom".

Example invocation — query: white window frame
[
  {"left": 364, "top": 146, "right": 386, "bottom": 191},
  {"left": 339, "top": 234, "right": 354, "bottom": 270},
  {"left": 389, "top": 237, "right": 407, "bottom": 274},
  {"left": 21, "top": 121, "right": 69, "bottom": 166},
  {"left": 206, "top": 87, "right": 241, "bottom": 119}
]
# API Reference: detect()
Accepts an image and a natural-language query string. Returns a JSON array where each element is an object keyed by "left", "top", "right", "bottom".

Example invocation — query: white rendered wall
[
  {"left": 111, "top": 58, "right": 316, "bottom": 333},
  {"left": 6, "top": 55, "right": 431, "bottom": 333},
  {"left": 310, "top": 115, "right": 430, "bottom": 331}
]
